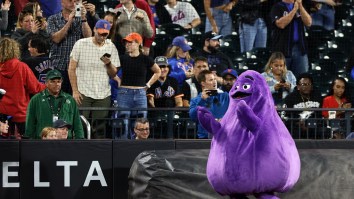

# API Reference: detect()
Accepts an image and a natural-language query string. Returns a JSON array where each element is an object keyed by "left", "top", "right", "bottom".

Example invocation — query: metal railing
[{"left": 78, "top": 107, "right": 354, "bottom": 140}]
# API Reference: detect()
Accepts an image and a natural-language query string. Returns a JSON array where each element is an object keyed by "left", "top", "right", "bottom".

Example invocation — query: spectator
[
  {"left": 182, "top": 56, "right": 209, "bottom": 107},
  {"left": 47, "top": 0, "right": 92, "bottom": 94},
  {"left": 166, "top": 36, "right": 194, "bottom": 87},
  {"left": 310, "top": 0, "right": 338, "bottom": 31},
  {"left": 117, "top": 32, "right": 161, "bottom": 139},
  {"left": 261, "top": 52, "right": 296, "bottom": 107},
  {"left": 322, "top": 77, "right": 351, "bottom": 118},
  {"left": 165, "top": 0, "right": 201, "bottom": 32},
  {"left": 40, "top": 127, "right": 57, "bottom": 139},
  {"left": 25, "top": 69, "right": 84, "bottom": 139},
  {"left": 68, "top": 19, "right": 120, "bottom": 139},
  {"left": 270, "top": 0, "right": 312, "bottom": 77},
  {"left": 103, "top": 11, "right": 117, "bottom": 40},
  {"left": 22, "top": 36, "right": 53, "bottom": 83},
  {"left": 133, "top": 118, "right": 150, "bottom": 140},
  {"left": 220, "top": 69, "right": 238, "bottom": 92},
  {"left": 11, "top": 11, "right": 50, "bottom": 59},
  {"left": 113, "top": 0, "right": 154, "bottom": 56},
  {"left": 204, "top": 0, "right": 237, "bottom": 35},
  {"left": 0, "top": 0, "right": 10, "bottom": 38},
  {"left": 53, "top": 119, "right": 72, "bottom": 139},
  {"left": 189, "top": 70, "right": 229, "bottom": 139},
  {"left": 147, "top": 0, "right": 172, "bottom": 27},
  {"left": 0, "top": 38, "right": 45, "bottom": 137},
  {"left": 0, "top": 114, "right": 10, "bottom": 139},
  {"left": 22, "top": 1, "right": 47, "bottom": 31},
  {"left": 103, "top": 11, "right": 125, "bottom": 56},
  {"left": 283, "top": 73, "right": 322, "bottom": 138},
  {"left": 147, "top": 56, "right": 183, "bottom": 108},
  {"left": 193, "top": 31, "right": 233, "bottom": 84},
  {"left": 238, "top": 0, "right": 267, "bottom": 53}
]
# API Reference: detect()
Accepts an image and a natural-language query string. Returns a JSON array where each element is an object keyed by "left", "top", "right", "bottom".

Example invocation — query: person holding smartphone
[
  {"left": 189, "top": 70, "right": 229, "bottom": 139},
  {"left": 261, "top": 52, "right": 296, "bottom": 107},
  {"left": 68, "top": 19, "right": 120, "bottom": 139},
  {"left": 322, "top": 77, "right": 352, "bottom": 119}
]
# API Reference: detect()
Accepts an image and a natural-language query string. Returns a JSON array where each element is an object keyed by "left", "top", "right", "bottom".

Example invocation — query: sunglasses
[{"left": 159, "top": 65, "right": 168, "bottom": 68}]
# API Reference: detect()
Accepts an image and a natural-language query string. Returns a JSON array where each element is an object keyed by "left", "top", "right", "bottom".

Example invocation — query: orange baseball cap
[{"left": 123, "top": 32, "right": 143, "bottom": 45}]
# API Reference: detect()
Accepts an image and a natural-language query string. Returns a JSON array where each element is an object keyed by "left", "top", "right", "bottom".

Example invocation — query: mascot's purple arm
[{"left": 197, "top": 70, "right": 300, "bottom": 199}]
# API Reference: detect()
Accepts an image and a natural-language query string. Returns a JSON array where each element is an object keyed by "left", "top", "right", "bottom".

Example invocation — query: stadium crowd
[{"left": 0, "top": 0, "right": 353, "bottom": 140}]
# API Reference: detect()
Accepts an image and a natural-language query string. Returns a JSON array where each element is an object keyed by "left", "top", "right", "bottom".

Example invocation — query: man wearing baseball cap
[
  {"left": 25, "top": 70, "right": 84, "bottom": 139},
  {"left": 147, "top": 56, "right": 183, "bottom": 108},
  {"left": 68, "top": 19, "right": 121, "bottom": 138},
  {"left": 193, "top": 31, "right": 233, "bottom": 85},
  {"left": 221, "top": 69, "right": 238, "bottom": 92}
]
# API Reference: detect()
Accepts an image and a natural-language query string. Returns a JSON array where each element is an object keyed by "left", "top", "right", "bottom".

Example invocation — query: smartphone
[
  {"left": 206, "top": 90, "right": 218, "bottom": 96},
  {"left": 103, "top": 53, "right": 111, "bottom": 58},
  {"left": 280, "top": 78, "right": 286, "bottom": 83}
]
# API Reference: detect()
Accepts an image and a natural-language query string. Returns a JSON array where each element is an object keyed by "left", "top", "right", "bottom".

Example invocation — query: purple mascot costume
[{"left": 197, "top": 70, "right": 300, "bottom": 199}]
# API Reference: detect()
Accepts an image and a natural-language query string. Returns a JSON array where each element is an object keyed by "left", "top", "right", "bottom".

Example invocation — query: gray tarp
[{"left": 128, "top": 149, "right": 354, "bottom": 199}]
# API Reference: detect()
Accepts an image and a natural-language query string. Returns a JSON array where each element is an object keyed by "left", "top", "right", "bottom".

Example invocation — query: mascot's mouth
[{"left": 232, "top": 92, "right": 251, "bottom": 99}]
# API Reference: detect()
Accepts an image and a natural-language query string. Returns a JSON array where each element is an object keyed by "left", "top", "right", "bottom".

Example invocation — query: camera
[{"left": 75, "top": 3, "right": 82, "bottom": 17}]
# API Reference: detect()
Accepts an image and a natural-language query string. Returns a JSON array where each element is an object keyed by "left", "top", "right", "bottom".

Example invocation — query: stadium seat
[
  {"left": 221, "top": 34, "right": 240, "bottom": 49},
  {"left": 250, "top": 47, "right": 272, "bottom": 61},
  {"left": 159, "top": 24, "right": 189, "bottom": 38},
  {"left": 152, "top": 34, "right": 173, "bottom": 57}
]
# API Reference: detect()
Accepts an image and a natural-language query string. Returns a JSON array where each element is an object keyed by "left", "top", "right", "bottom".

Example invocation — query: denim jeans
[
  {"left": 285, "top": 44, "right": 309, "bottom": 78},
  {"left": 205, "top": 8, "right": 232, "bottom": 36},
  {"left": 239, "top": 18, "right": 267, "bottom": 53},
  {"left": 311, "top": 4, "right": 335, "bottom": 31},
  {"left": 116, "top": 87, "right": 147, "bottom": 139}
]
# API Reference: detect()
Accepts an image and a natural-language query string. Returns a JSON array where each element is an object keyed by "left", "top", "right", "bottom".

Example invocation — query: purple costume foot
[{"left": 197, "top": 70, "right": 300, "bottom": 198}]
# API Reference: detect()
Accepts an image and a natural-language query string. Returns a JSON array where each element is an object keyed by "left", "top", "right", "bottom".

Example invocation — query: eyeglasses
[
  {"left": 135, "top": 128, "right": 149, "bottom": 132},
  {"left": 98, "top": 33, "right": 109, "bottom": 37},
  {"left": 299, "top": 83, "right": 312, "bottom": 87}
]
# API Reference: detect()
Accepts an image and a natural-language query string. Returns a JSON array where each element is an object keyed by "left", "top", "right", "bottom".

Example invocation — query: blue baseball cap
[
  {"left": 95, "top": 19, "right": 111, "bottom": 34},
  {"left": 221, "top": 69, "right": 238, "bottom": 79},
  {"left": 172, "top": 36, "right": 192, "bottom": 52}
]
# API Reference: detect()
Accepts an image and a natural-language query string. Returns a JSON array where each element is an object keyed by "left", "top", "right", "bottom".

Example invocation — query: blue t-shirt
[{"left": 285, "top": 3, "right": 299, "bottom": 42}]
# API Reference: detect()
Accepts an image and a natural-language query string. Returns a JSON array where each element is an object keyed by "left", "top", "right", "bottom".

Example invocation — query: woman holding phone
[
  {"left": 261, "top": 52, "right": 296, "bottom": 107},
  {"left": 322, "top": 77, "right": 352, "bottom": 118}
]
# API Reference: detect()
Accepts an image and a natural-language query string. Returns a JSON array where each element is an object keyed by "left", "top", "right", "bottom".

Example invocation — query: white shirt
[
  {"left": 165, "top": 2, "right": 200, "bottom": 27},
  {"left": 70, "top": 38, "right": 120, "bottom": 99}
]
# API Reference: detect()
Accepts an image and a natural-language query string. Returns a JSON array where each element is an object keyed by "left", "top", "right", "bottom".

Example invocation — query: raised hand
[{"left": 1, "top": 0, "right": 11, "bottom": 11}]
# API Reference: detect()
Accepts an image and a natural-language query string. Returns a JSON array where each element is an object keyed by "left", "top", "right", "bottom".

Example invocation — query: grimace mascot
[{"left": 197, "top": 70, "right": 300, "bottom": 199}]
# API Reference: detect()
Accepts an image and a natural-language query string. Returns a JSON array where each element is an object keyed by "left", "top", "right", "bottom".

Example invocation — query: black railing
[{"left": 78, "top": 107, "right": 354, "bottom": 140}]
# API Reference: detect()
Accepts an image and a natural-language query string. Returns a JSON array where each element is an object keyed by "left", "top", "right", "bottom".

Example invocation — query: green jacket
[{"left": 25, "top": 89, "right": 84, "bottom": 139}]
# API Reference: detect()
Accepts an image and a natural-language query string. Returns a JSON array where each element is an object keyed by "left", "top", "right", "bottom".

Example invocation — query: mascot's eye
[
  {"left": 235, "top": 85, "right": 239, "bottom": 89},
  {"left": 242, "top": 84, "right": 251, "bottom": 90}
]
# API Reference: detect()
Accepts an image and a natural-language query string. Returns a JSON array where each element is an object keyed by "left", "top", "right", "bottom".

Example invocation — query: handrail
[{"left": 80, "top": 115, "right": 91, "bottom": 140}]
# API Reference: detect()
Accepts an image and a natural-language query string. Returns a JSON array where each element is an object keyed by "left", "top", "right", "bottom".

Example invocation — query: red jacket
[
  {"left": 0, "top": 58, "right": 46, "bottom": 122},
  {"left": 116, "top": 0, "right": 156, "bottom": 48}
]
